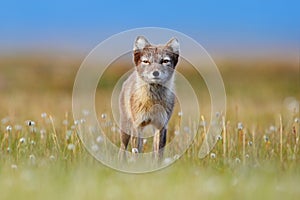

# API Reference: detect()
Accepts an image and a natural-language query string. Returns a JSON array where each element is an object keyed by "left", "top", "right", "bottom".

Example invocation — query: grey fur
[{"left": 119, "top": 36, "right": 179, "bottom": 161}]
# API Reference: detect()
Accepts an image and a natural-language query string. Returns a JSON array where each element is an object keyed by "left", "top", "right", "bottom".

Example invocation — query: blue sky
[{"left": 0, "top": 0, "right": 299, "bottom": 58}]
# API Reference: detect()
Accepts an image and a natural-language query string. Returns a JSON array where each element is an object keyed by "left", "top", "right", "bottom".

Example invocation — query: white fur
[
  {"left": 167, "top": 38, "right": 179, "bottom": 53},
  {"left": 141, "top": 56, "right": 150, "bottom": 63},
  {"left": 134, "top": 36, "right": 149, "bottom": 50},
  {"left": 163, "top": 56, "right": 171, "bottom": 62}
]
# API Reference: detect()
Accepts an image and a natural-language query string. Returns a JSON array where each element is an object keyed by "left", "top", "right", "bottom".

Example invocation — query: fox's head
[{"left": 133, "top": 36, "right": 179, "bottom": 84}]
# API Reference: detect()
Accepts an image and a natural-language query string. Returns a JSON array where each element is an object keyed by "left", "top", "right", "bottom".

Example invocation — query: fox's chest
[{"left": 129, "top": 85, "right": 174, "bottom": 127}]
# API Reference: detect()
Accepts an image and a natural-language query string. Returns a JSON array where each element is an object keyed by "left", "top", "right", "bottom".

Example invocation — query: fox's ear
[
  {"left": 134, "top": 36, "right": 150, "bottom": 50},
  {"left": 166, "top": 38, "right": 179, "bottom": 53}
]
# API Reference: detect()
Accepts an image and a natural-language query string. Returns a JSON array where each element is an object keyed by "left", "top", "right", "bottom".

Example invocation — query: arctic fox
[{"left": 119, "top": 36, "right": 179, "bottom": 160}]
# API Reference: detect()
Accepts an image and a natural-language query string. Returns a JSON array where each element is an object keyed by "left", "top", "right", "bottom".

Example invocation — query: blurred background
[
  {"left": 0, "top": 0, "right": 299, "bottom": 123},
  {"left": 0, "top": 2, "right": 299, "bottom": 199}
]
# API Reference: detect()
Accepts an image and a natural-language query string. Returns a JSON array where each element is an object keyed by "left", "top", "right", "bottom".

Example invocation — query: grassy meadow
[{"left": 0, "top": 55, "right": 299, "bottom": 200}]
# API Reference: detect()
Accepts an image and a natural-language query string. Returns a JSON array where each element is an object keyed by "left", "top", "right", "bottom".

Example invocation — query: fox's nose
[{"left": 153, "top": 71, "right": 160, "bottom": 77}]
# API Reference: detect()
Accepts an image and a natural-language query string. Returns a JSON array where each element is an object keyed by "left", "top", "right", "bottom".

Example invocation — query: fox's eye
[
  {"left": 142, "top": 60, "right": 150, "bottom": 64},
  {"left": 162, "top": 59, "right": 170, "bottom": 64}
]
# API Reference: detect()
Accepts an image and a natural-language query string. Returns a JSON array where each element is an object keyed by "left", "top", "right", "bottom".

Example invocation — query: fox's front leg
[
  {"left": 153, "top": 127, "right": 167, "bottom": 160},
  {"left": 131, "top": 127, "right": 143, "bottom": 153},
  {"left": 118, "top": 116, "right": 131, "bottom": 161},
  {"left": 118, "top": 131, "right": 130, "bottom": 162}
]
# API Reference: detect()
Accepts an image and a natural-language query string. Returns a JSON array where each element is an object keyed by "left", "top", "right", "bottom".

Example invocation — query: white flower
[
  {"left": 6, "top": 125, "right": 12, "bottom": 132},
  {"left": 263, "top": 135, "right": 269, "bottom": 142},
  {"left": 200, "top": 121, "right": 206, "bottom": 127},
  {"left": 62, "top": 120, "right": 68, "bottom": 125},
  {"left": 131, "top": 148, "right": 139, "bottom": 154},
  {"left": 14, "top": 124, "right": 22, "bottom": 131},
  {"left": 91, "top": 144, "right": 99, "bottom": 152},
  {"left": 82, "top": 109, "right": 90, "bottom": 116},
  {"left": 111, "top": 126, "right": 117, "bottom": 132},
  {"left": 101, "top": 113, "right": 107, "bottom": 119},
  {"left": 163, "top": 157, "right": 172, "bottom": 164},
  {"left": 216, "top": 135, "right": 222, "bottom": 141},
  {"left": 29, "top": 154, "right": 36, "bottom": 161},
  {"left": 49, "top": 155, "right": 56, "bottom": 161},
  {"left": 40, "top": 129, "right": 46, "bottom": 135},
  {"left": 184, "top": 126, "right": 190, "bottom": 133},
  {"left": 235, "top": 157, "right": 241, "bottom": 164},
  {"left": 269, "top": 125, "right": 277, "bottom": 132},
  {"left": 178, "top": 111, "right": 183, "bottom": 117},
  {"left": 11, "top": 164, "right": 18, "bottom": 170},
  {"left": 96, "top": 136, "right": 103, "bottom": 143},
  {"left": 210, "top": 153, "right": 216, "bottom": 159},
  {"left": 65, "top": 130, "right": 72, "bottom": 140},
  {"left": 237, "top": 122, "right": 243, "bottom": 130},
  {"left": 1, "top": 117, "right": 9, "bottom": 125},
  {"left": 67, "top": 144, "right": 75, "bottom": 150},
  {"left": 19, "top": 137, "right": 26, "bottom": 144},
  {"left": 27, "top": 120, "right": 35, "bottom": 126},
  {"left": 41, "top": 112, "right": 47, "bottom": 118}
]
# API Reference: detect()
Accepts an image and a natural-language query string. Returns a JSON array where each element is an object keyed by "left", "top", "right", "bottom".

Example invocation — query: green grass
[{"left": 0, "top": 57, "right": 299, "bottom": 199}]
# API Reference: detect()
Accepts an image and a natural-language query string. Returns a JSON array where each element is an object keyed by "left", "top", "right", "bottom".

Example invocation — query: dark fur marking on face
[
  {"left": 134, "top": 50, "right": 141, "bottom": 66},
  {"left": 133, "top": 47, "right": 179, "bottom": 68}
]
